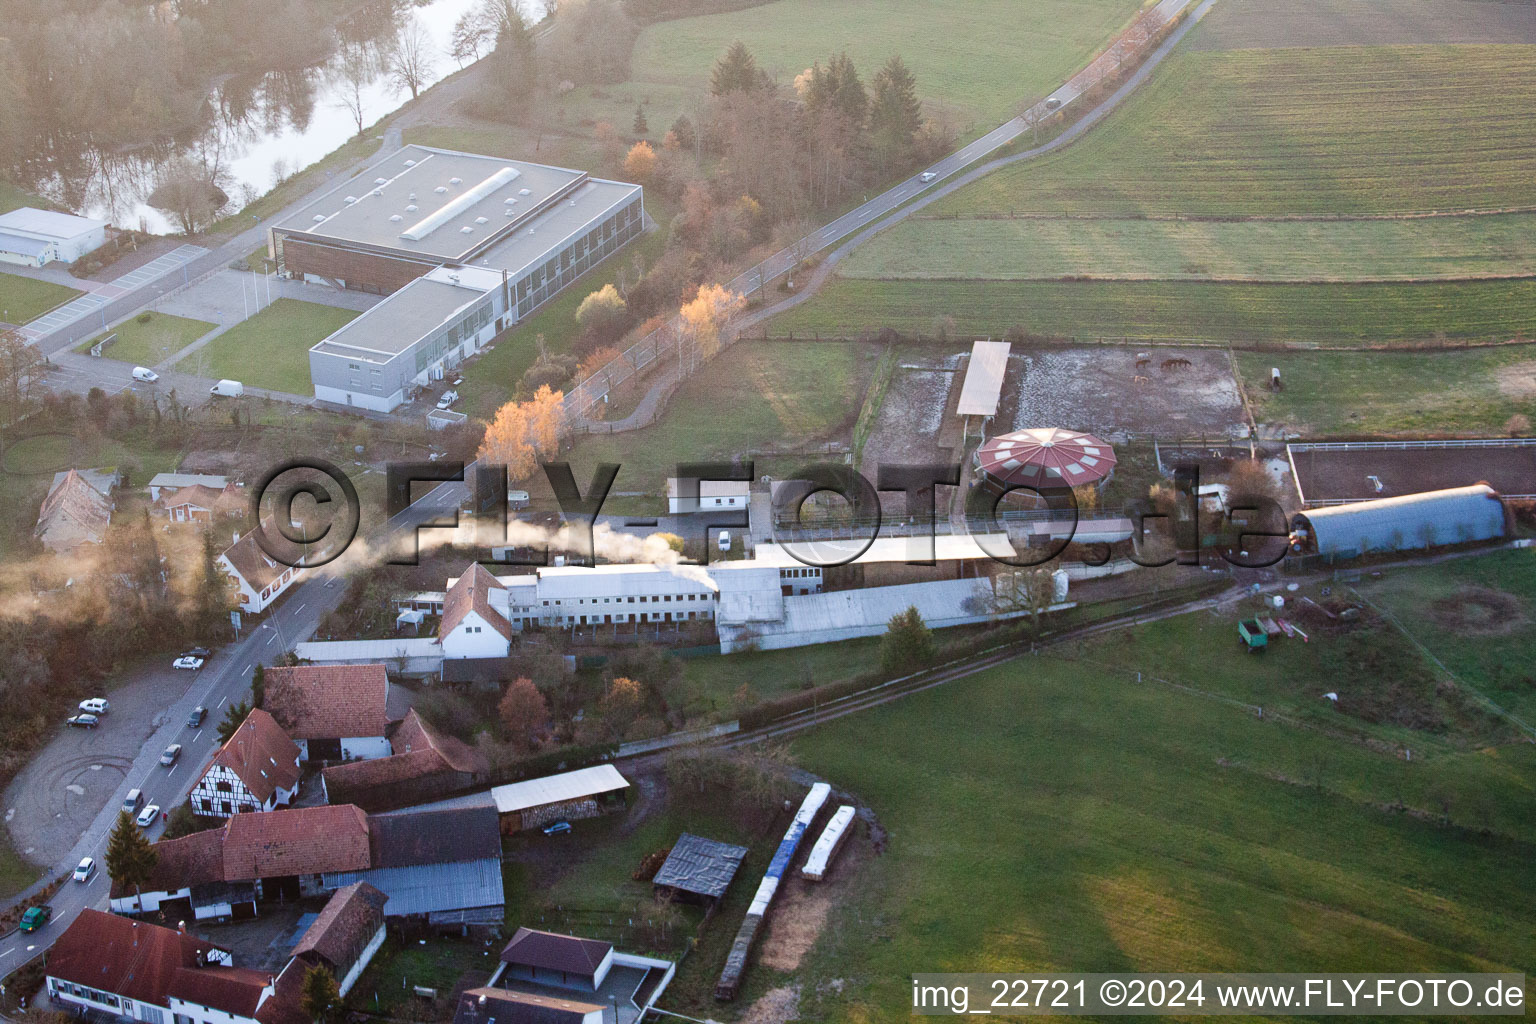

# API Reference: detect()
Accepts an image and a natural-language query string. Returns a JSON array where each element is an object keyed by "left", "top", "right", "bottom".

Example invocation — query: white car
[
  {"left": 919, "top": 171, "right": 937, "bottom": 182},
  {"left": 135, "top": 804, "right": 160, "bottom": 828},
  {"left": 131, "top": 366, "right": 160, "bottom": 383},
  {"left": 173, "top": 655, "right": 205, "bottom": 670},
  {"left": 73, "top": 857, "right": 96, "bottom": 883},
  {"left": 717, "top": 530, "right": 732, "bottom": 552},
  {"left": 436, "top": 390, "right": 460, "bottom": 409},
  {"left": 78, "top": 698, "right": 110, "bottom": 715}
]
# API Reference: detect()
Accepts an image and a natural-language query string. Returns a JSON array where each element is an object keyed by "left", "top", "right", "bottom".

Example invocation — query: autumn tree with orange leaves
[
  {"left": 679, "top": 284, "right": 744, "bottom": 369},
  {"left": 499, "top": 677, "right": 549, "bottom": 751},
  {"left": 479, "top": 384, "right": 563, "bottom": 480}
]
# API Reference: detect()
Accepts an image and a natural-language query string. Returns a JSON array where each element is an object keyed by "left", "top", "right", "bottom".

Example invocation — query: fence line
[{"left": 1289, "top": 438, "right": 1536, "bottom": 453}]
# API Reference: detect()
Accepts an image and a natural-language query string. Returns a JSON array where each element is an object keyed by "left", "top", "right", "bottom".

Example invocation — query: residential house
[
  {"left": 440, "top": 563, "right": 513, "bottom": 659},
  {"left": 218, "top": 519, "right": 304, "bottom": 614},
  {"left": 263, "top": 663, "right": 393, "bottom": 762},
  {"left": 49, "top": 467, "right": 119, "bottom": 497},
  {"left": 290, "top": 882, "right": 388, "bottom": 996},
  {"left": 486, "top": 928, "right": 675, "bottom": 1024},
  {"left": 191, "top": 708, "right": 302, "bottom": 817},
  {"left": 159, "top": 483, "right": 246, "bottom": 524},
  {"left": 321, "top": 708, "right": 490, "bottom": 812},
  {"left": 148, "top": 473, "right": 228, "bottom": 502},
  {"left": 44, "top": 910, "right": 261, "bottom": 1024},
  {"left": 35, "top": 468, "right": 113, "bottom": 553}
]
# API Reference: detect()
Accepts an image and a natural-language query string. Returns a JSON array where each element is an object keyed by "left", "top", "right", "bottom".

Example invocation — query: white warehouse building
[
  {"left": 284, "top": 145, "right": 644, "bottom": 412},
  {"left": 0, "top": 207, "right": 108, "bottom": 266}
]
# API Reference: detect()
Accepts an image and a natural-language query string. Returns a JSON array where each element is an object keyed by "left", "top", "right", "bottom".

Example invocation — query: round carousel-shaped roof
[{"left": 976, "top": 427, "right": 1117, "bottom": 489}]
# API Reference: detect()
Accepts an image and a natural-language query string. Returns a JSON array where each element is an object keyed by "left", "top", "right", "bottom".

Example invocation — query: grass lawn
[
  {"left": 768, "top": 277, "right": 1536, "bottom": 346},
  {"left": 784, "top": 625, "right": 1536, "bottom": 1019},
  {"left": 938, "top": 46, "right": 1536, "bottom": 218},
  {"left": 173, "top": 298, "right": 359, "bottom": 394},
  {"left": 677, "top": 634, "right": 884, "bottom": 717},
  {"left": 561, "top": 340, "right": 877, "bottom": 495},
  {"left": 0, "top": 430, "right": 182, "bottom": 554},
  {"left": 628, "top": 0, "right": 1144, "bottom": 135},
  {"left": 841, "top": 211, "right": 1536, "bottom": 283},
  {"left": 0, "top": 180, "right": 46, "bottom": 217},
  {"left": 1238, "top": 345, "right": 1536, "bottom": 436},
  {"left": 0, "top": 271, "right": 81, "bottom": 326},
  {"left": 458, "top": 226, "right": 669, "bottom": 420},
  {"left": 78, "top": 312, "right": 216, "bottom": 366},
  {"left": 1356, "top": 551, "right": 1536, "bottom": 729}
]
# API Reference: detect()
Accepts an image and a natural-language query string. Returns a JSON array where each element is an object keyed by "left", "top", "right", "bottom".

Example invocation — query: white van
[
  {"left": 210, "top": 379, "right": 244, "bottom": 397},
  {"left": 131, "top": 366, "right": 160, "bottom": 383}
]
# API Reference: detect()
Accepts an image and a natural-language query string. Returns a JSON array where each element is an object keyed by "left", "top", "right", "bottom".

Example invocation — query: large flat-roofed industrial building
[{"left": 276, "top": 145, "right": 643, "bottom": 411}]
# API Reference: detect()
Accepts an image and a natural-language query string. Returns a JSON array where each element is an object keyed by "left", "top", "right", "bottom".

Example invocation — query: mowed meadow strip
[
  {"left": 938, "top": 46, "right": 1536, "bottom": 217},
  {"left": 768, "top": 278, "right": 1536, "bottom": 346},
  {"left": 838, "top": 212, "right": 1536, "bottom": 283}
]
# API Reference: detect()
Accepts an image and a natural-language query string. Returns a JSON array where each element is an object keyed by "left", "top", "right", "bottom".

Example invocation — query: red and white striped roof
[{"left": 976, "top": 428, "right": 1116, "bottom": 488}]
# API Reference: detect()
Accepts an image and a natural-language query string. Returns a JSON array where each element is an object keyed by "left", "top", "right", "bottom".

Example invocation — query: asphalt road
[{"left": 0, "top": 472, "right": 468, "bottom": 978}]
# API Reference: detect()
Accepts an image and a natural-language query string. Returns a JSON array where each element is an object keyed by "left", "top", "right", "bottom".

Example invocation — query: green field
[
  {"left": 840, "top": 212, "right": 1536, "bottom": 283},
  {"left": 769, "top": 277, "right": 1536, "bottom": 345},
  {"left": 563, "top": 340, "right": 877, "bottom": 493},
  {"left": 937, "top": 46, "right": 1536, "bottom": 218},
  {"left": 0, "top": 271, "right": 81, "bottom": 326},
  {"left": 0, "top": 181, "right": 46, "bottom": 217},
  {"left": 79, "top": 312, "right": 215, "bottom": 366},
  {"left": 627, "top": 0, "right": 1143, "bottom": 134},
  {"left": 785, "top": 604, "right": 1536, "bottom": 1019},
  {"left": 173, "top": 299, "right": 359, "bottom": 394},
  {"left": 1238, "top": 345, "right": 1536, "bottom": 435}
]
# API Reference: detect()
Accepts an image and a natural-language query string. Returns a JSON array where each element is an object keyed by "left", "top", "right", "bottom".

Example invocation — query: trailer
[
  {"left": 800, "top": 805, "right": 856, "bottom": 882},
  {"left": 1237, "top": 619, "right": 1268, "bottom": 652}
]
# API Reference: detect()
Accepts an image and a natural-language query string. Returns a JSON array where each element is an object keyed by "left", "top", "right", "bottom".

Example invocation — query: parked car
[
  {"left": 66, "top": 714, "right": 98, "bottom": 729},
  {"left": 160, "top": 744, "right": 182, "bottom": 767},
  {"left": 436, "top": 390, "right": 460, "bottom": 410},
  {"left": 541, "top": 820, "right": 572, "bottom": 836},
  {"left": 182, "top": 646, "right": 211, "bottom": 659},
  {"left": 135, "top": 804, "right": 160, "bottom": 828},
  {"left": 78, "top": 698, "right": 110, "bottom": 715},
  {"left": 19, "top": 906, "right": 51, "bottom": 932},
  {"left": 73, "top": 857, "right": 97, "bottom": 883},
  {"left": 173, "top": 655, "right": 205, "bottom": 670},
  {"left": 131, "top": 366, "right": 160, "bottom": 383},
  {"left": 187, "top": 706, "right": 207, "bottom": 727},
  {"left": 919, "top": 171, "right": 937, "bottom": 182},
  {"left": 122, "top": 789, "right": 143, "bottom": 815},
  {"left": 209, "top": 379, "right": 244, "bottom": 397},
  {"left": 717, "top": 530, "right": 732, "bottom": 552}
]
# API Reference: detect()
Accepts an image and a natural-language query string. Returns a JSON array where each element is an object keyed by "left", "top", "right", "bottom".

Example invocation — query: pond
[{"left": 31, "top": 0, "right": 537, "bottom": 235}]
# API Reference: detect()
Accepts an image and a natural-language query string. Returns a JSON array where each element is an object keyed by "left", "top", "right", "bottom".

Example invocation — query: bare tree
[
  {"left": 148, "top": 155, "right": 225, "bottom": 234},
  {"left": 334, "top": 46, "right": 375, "bottom": 137},
  {"left": 450, "top": 11, "right": 491, "bottom": 66},
  {"left": 386, "top": 21, "right": 436, "bottom": 100}
]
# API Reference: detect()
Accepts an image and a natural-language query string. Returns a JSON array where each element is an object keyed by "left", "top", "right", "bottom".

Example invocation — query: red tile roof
[
  {"left": 291, "top": 882, "right": 388, "bottom": 970},
  {"left": 111, "top": 828, "right": 226, "bottom": 899},
  {"left": 441, "top": 563, "right": 512, "bottom": 641},
  {"left": 320, "top": 709, "right": 488, "bottom": 802},
  {"left": 499, "top": 928, "right": 612, "bottom": 976},
  {"left": 158, "top": 484, "right": 224, "bottom": 512},
  {"left": 255, "top": 959, "right": 311, "bottom": 1024},
  {"left": 209, "top": 708, "right": 301, "bottom": 803},
  {"left": 35, "top": 469, "right": 112, "bottom": 549},
  {"left": 46, "top": 910, "right": 228, "bottom": 1008},
  {"left": 166, "top": 966, "right": 273, "bottom": 1017},
  {"left": 223, "top": 804, "right": 370, "bottom": 878},
  {"left": 220, "top": 518, "right": 304, "bottom": 592},
  {"left": 264, "top": 664, "right": 391, "bottom": 741}
]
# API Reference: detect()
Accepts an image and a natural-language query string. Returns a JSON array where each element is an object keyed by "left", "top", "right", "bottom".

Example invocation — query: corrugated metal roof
[
  {"left": 0, "top": 232, "right": 52, "bottom": 258},
  {"left": 491, "top": 764, "right": 629, "bottom": 815},
  {"left": 652, "top": 833, "right": 748, "bottom": 900},
  {"left": 324, "top": 857, "right": 504, "bottom": 918},
  {"left": 956, "top": 341, "right": 1011, "bottom": 417},
  {"left": 1294, "top": 484, "right": 1505, "bottom": 557},
  {"left": 0, "top": 207, "right": 106, "bottom": 238}
]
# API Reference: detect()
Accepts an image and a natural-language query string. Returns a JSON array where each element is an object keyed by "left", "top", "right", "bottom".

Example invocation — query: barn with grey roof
[{"left": 1289, "top": 484, "right": 1507, "bottom": 559}]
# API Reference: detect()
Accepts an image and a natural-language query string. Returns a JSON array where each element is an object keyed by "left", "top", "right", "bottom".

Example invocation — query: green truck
[{"left": 1238, "top": 619, "right": 1269, "bottom": 652}]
